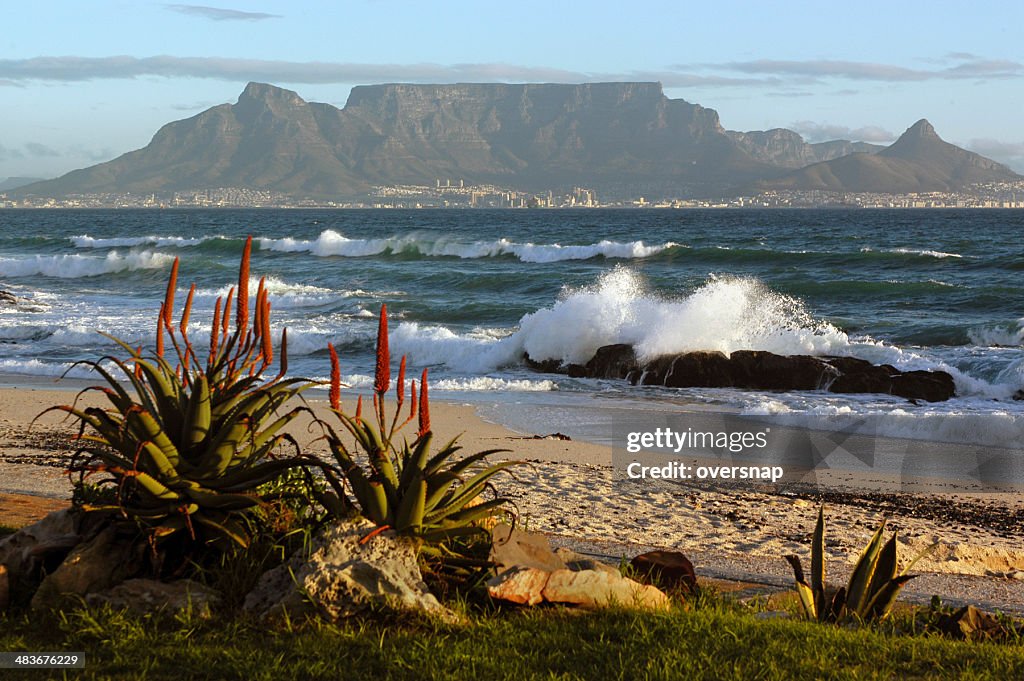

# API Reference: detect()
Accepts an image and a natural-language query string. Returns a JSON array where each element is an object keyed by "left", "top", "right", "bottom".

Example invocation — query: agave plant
[
  {"left": 47, "top": 237, "right": 316, "bottom": 550},
  {"left": 315, "top": 305, "right": 519, "bottom": 544},
  {"left": 784, "top": 505, "right": 933, "bottom": 623}
]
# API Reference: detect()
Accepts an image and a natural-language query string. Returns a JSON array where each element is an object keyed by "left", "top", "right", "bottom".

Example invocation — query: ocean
[{"left": 0, "top": 208, "right": 1022, "bottom": 452}]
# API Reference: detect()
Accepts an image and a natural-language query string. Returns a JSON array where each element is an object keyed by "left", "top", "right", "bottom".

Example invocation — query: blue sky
[{"left": 2, "top": 0, "right": 1023, "bottom": 179}]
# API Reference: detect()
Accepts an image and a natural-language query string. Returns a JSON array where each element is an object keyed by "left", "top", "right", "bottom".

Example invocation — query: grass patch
[
  {"left": 0, "top": 524, "right": 18, "bottom": 537},
  {"left": 1, "top": 600, "right": 1022, "bottom": 680}
]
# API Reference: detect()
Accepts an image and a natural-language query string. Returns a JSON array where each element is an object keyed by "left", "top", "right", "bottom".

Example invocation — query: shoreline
[{"left": 2, "top": 378, "right": 1023, "bottom": 612}]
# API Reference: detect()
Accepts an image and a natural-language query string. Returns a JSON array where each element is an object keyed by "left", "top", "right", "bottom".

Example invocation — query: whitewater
[{"left": 0, "top": 207, "right": 1021, "bottom": 450}]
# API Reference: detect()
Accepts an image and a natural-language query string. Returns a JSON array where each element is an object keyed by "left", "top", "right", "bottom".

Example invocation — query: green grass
[{"left": 1, "top": 599, "right": 1022, "bottom": 680}]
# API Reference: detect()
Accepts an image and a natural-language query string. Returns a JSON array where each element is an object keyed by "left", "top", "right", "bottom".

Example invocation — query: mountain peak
[
  {"left": 902, "top": 118, "right": 938, "bottom": 139},
  {"left": 238, "top": 82, "right": 305, "bottom": 106}
]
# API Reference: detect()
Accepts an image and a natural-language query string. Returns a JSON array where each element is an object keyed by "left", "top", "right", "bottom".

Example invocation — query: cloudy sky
[{"left": 2, "top": 0, "right": 1022, "bottom": 179}]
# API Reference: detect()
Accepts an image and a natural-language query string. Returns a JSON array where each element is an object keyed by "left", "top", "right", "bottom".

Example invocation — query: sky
[{"left": 2, "top": 0, "right": 1023, "bottom": 179}]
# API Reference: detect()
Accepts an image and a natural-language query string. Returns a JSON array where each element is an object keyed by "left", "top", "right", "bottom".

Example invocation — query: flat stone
[
  {"left": 490, "top": 523, "right": 567, "bottom": 573},
  {"left": 487, "top": 566, "right": 550, "bottom": 606},
  {"left": 86, "top": 579, "right": 219, "bottom": 618},
  {"left": 553, "top": 548, "right": 620, "bottom": 575},
  {"left": 542, "top": 568, "right": 669, "bottom": 610}
]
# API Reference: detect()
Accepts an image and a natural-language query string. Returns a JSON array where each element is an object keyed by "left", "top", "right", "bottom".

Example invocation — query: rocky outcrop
[
  {"left": 244, "top": 518, "right": 455, "bottom": 622},
  {"left": 486, "top": 524, "right": 668, "bottom": 610},
  {"left": 0, "top": 509, "right": 80, "bottom": 605},
  {"left": 530, "top": 346, "right": 956, "bottom": 402},
  {"left": 30, "top": 525, "right": 145, "bottom": 611}
]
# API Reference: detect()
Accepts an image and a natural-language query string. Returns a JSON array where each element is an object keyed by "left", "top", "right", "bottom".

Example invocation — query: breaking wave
[
  {"left": 0, "top": 251, "right": 175, "bottom": 278},
  {"left": 258, "top": 229, "right": 679, "bottom": 263}
]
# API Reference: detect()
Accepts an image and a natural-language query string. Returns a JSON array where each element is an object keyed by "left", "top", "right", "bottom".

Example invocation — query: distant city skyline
[{"left": 2, "top": 0, "right": 1022, "bottom": 179}]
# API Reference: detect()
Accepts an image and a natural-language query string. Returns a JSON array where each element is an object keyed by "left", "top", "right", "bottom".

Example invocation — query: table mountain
[
  {"left": 14, "top": 85, "right": 1018, "bottom": 199},
  {"left": 15, "top": 82, "right": 782, "bottom": 199}
]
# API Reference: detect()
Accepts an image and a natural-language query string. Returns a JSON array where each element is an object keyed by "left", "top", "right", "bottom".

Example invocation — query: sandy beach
[{"left": 3, "top": 381, "right": 1023, "bottom": 613}]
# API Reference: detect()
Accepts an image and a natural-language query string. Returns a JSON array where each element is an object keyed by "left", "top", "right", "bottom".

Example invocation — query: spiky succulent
[
  {"left": 316, "top": 307, "right": 519, "bottom": 543},
  {"left": 48, "top": 237, "right": 316, "bottom": 549},
  {"left": 785, "top": 505, "right": 934, "bottom": 623}
]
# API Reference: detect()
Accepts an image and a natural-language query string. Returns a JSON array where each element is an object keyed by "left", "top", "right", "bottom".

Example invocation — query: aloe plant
[
  {"left": 48, "top": 238, "right": 316, "bottom": 550},
  {"left": 315, "top": 305, "right": 519, "bottom": 544},
  {"left": 784, "top": 505, "right": 933, "bottom": 623}
]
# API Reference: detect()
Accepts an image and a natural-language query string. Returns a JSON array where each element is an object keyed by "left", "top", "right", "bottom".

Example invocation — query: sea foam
[
  {"left": 257, "top": 229, "right": 679, "bottom": 263},
  {"left": 0, "top": 250, "right": 175, "bottom": 278},
  {"left": 71, "top": 234, "right": 220, "bottom": 248}
]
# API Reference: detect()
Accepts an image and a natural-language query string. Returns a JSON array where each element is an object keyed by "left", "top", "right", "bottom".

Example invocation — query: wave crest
[{"left": 257, "top": 229, "right": 678, "bottom": 263}]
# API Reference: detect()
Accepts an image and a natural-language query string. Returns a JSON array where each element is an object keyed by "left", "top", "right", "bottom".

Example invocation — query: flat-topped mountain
[
  {"left": 12, "top": 82, "right": 779, "bottom": 198},
  {"left": 14, "top": 84, "right": 1020, "bottom": 199},
  {"left": 760, "top": 119, "right": 1020, "bottom": 193}
]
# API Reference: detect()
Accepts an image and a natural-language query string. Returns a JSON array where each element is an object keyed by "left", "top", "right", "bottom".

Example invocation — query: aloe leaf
[
  {"left": 811, "top": 505, "right": 826, "bottom": 611},
  {"left": 395, "top": 476, "right": 427, "bottom": 532},
  {"left": 864, "top": 575, "right": 915, "bottom": 621},
  {"left": 846, "top": 519, "right": 887, "bottom": 613}
]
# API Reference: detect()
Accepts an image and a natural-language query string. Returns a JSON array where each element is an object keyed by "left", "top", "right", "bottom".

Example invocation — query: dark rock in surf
[
  {"left": 584, "top": 344, "right": 639, "bottom": 380},
  {"left": 527, "top": 346, "right": 956, "bottom": 402}
]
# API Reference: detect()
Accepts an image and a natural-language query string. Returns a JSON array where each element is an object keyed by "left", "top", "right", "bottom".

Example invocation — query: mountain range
[{"left": 12, "top": 82, "right": 1021, "bottom": 199}]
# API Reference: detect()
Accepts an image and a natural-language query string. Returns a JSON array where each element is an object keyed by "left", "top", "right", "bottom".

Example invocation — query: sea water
[{"left": 0, "top": 208, "right": 1021, "bottom": 451}]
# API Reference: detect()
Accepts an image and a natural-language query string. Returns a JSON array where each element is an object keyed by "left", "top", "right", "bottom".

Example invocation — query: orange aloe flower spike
[
  {"left": 409, "top": 379, "right": 417, "bottom": 420},
  {"left": 374, "top": 304, "right": 390, "bottom": 394},
  {"left": 395, "top": 355, "right": 406, "bottom": 407},
  {"left": 328, "top": 343, "right": 341, "bottom": 410},
  {"left": 222, "top": 288, "right": 234, "bottom": 339},
  {"left": 261, "top": 300, "right": 273, "bottom": 366},
  {"left": 179, "top": 283, "right": 196, "bottom": 336},
  {"left": 209, "top": 296, "right": 222, "bottom": 362},
  {"left": 237, "top": 236, "right": 252, "bottom": 337},
  {"left": 355, "top": 395, "right": 363, "bottom": 421},
  {"left": 162, "top": 257, "right": 179, "bottom": 328},
  {"left": 418, "top": 368, "right": 430, "bottom": 436},
  {"left": 156, "top": 304, "right": 165, "bottom": 357}
]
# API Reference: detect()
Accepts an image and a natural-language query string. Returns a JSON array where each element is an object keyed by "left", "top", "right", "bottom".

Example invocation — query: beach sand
[{"left": 3, "top": 383, "right": 1023, "bottom": 613}]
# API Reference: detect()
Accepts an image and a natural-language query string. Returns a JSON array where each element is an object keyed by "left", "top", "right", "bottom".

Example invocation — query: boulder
[
  {"left": 729, "top": 351, "right": 832, "bottom": 390},
  {"left": 31, "top": 525, "right": 144, "bottom": 611},
  {"left": 890, "top": 370, "right": 956, "bottom": 402},
  {"left": 486, "top": 566, "right": 550, "bottom": 606},
  {"left": 527, "top": 345, "right": 957, "bottom": 402},
  {"left": 1014, "top": 389, "right": 1023, "bottom": 401},
  {"left": 0, "top": 509, "right": 79, "bottom": 597},
  {"left": 629, "top": 550, "right": 698, "bottom": 594},
  {"left": 542, "top": 569, "right": 669, "bottom": 610},
  {"left": 244, "top": 519, "right": 454, "bottom": 622},
  {"left": 584, "top": 344, "right": 639, "bottom": 380},
  {"left": 86, "top": 579, "right": 219, "bottom": 618},
  {"left": 489, "top": 523, "right": 568, "bottom": 573},
  {"left": 826, "top": 357, "right": 896, "bottom": 394}
]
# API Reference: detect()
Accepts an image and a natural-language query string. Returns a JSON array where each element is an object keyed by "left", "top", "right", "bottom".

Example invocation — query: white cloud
[
  {"left": 164, "top": 5, "right": 281, "bottom": 21},
  {"left": 790, "top": 121, "right": 896, "bottom": 144}
]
